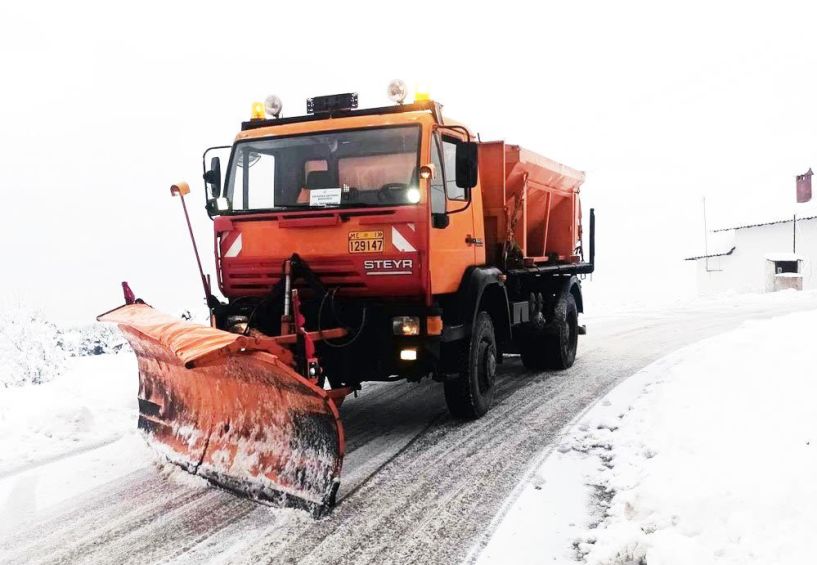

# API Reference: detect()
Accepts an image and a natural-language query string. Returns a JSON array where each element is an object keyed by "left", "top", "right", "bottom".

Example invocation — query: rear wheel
[
  {"left": 519, "top": 292, "right": 578, "bottom": 371},
  {"left": 444, "top": 312, "right": 497, "bottom": 419}
]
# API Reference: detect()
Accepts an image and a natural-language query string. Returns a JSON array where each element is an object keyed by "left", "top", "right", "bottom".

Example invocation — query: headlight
[
  {"left": 264, "top": 94, "right": 283, "bottom": 118},
  {"left": 400, "top": 349, "right": 417, "bottom": 361},
  {"left": 387, "top": 79, "right": 407, "bottom": 104},
  {"left": 406, "top": 187, "right": 421, "bottom": 204},
  {"left": 392, "top": 316, "right": 420, "bottom": 336}
]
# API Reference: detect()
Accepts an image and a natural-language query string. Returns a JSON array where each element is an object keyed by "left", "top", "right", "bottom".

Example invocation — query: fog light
[
  {"left": 400, "top": 348, "right": 417, "bottom": 361},
  {"left": 392, "top": 316, "right": 420, "bottom": 336}
]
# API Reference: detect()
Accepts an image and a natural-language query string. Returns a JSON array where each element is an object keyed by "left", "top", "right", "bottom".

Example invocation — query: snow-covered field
[{"left": 479, "top": 300, "right": 817, "bottom": 564}]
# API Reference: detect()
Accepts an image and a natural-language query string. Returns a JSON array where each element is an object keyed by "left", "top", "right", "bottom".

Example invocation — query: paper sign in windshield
[{"left": 309, "top": 188, "right": 342, "bottom": 207}]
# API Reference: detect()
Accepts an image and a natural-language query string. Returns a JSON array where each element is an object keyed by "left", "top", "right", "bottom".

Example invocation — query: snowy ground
[
  {"left": 0, "top": 354, "right": 152, "bottom": 532},
  {"left": 478, "top": 295, "right": 817, "bottom": 564},
  {"left": 0, "top": 353, "right": 216, "bottom": 536},
  {"left": 0, "top": 354, "right": 138, "bottom": 477},
  {"left": 3, "top": 290, "right": 817, "bottom": 563}
]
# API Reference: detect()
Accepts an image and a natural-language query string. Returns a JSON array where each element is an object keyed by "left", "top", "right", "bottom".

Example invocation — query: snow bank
[
  {"left": 0, "top": 354, "right": 138, "bottom": 476},
  {"left": 480, "top": 304, "right": 817, "bottom": 564}
]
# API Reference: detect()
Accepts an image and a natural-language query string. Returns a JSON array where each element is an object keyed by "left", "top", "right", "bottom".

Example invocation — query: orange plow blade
[{"left": 98, "top": 304, "right": 344, "bottom": 516}]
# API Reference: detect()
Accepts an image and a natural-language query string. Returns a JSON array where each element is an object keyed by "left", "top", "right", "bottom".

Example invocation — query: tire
[
  {"left": 519, "top": 292, "right": 578, "bottom": 371},
  {"left": 444, "top": 312, "right": 497, "bottom": 419}
]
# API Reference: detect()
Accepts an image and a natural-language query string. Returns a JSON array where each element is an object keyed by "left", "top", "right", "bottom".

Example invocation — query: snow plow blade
[{"left": 98, "top": 304, "right": 344, "bottom": 517}]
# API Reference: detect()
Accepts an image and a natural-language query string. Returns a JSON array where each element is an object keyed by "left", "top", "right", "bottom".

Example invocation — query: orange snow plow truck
[{"left": 99, "top": 85, "right": 595, "bottom": 517}]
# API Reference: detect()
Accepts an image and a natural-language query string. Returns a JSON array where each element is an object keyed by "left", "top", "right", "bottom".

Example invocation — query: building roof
[
  {"left": 684, "top": 246, "right": 736, "bottom": 261},
  {"left": 713, "top": 215, "right": 817, "bottom": 233},
  {"left": 764, "top": 252, "right": 803, "bottom": 262}
]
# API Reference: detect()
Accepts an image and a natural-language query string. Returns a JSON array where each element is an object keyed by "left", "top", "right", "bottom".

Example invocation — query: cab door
[{"left": 429, "top": 132, "right": 479, "bottom": 295}]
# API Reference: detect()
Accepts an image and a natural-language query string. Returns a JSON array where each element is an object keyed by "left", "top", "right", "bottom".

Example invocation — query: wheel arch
[
  {"left": 538, "top": 275, "right": 584, "bottom": 320},
  {"left": 445, "top": 266, "right": 512, "bottom": 344},
  {"left": 567, "top": 276, "right": 584, "bottom": 313},
  {"left": 478, "top": 283, "right": 511, "bottom": 345}
]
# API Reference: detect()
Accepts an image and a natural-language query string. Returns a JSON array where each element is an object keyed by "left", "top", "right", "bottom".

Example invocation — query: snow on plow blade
[{"left": 98, "top": 304, "right": 344, "bottom": 517}]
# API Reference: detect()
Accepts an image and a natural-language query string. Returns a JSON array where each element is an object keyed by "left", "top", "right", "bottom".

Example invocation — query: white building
[{"left": 685, "top": 215, "right": 817, "bottom": 295}]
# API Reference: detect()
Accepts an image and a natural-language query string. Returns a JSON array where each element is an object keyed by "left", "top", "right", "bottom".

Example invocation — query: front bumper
[{"left": 317, "top": 302, "right": 442, "bottom": 384}]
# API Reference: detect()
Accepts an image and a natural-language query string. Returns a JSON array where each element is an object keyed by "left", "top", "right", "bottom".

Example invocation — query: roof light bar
[{"left": 307, "top": 92, "right": 358, "bottom": 115}]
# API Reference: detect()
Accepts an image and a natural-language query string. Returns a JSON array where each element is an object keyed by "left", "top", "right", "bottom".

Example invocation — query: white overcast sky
[{"left": 2, "top": 1, "right": 816, "bottom": 322}]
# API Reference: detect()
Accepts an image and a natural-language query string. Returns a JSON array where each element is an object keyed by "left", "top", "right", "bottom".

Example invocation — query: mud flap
[{"left": 98, "top": 304, "right": 344, "bottom": 517}]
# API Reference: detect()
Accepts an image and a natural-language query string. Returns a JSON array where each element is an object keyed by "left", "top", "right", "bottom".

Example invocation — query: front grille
[{"left": 221, "top": 258, "right": 366, "bottom": 295}]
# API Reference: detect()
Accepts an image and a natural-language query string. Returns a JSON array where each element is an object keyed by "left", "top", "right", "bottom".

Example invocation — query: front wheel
[{"left": 444, "top": 312, "right": 497, "bottom": 419}]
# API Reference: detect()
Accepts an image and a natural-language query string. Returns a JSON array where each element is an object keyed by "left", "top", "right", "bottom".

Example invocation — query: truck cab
[{"left": 212, "top": 102, "right": 481, "bottom": 302}]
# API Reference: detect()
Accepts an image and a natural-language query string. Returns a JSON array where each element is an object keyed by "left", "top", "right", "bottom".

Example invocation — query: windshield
[{"left": 224, "top": 125, "right": 421, "bottom": 212}]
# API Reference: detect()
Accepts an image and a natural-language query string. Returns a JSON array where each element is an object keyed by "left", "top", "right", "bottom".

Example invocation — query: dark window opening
[{"left": 775, "top": 260, "right": 798, "bottom": 274}]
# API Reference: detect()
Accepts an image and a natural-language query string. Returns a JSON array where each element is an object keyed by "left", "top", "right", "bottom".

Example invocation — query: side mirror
[
  {"left": 432, "top": 212, "right": 450, "bottom": 229},
  {"left": 455, "top": 142, "right": 478, "bottom": 190},
  {"left": 203, "top": 156, "right": 222, "bottom": 198}
]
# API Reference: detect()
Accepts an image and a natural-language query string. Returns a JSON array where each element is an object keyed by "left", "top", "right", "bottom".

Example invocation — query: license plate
[{"left": 348, "top": 231, "right": 384, "bottom": 253}]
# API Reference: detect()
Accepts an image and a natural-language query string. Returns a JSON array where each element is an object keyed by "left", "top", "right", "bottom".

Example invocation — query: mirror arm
[
  {"left": 445, "top": 198, "right": 472, "bottom": 216},
  {"left": 433, "top": 124, "right": 474, "bottom": 141}
]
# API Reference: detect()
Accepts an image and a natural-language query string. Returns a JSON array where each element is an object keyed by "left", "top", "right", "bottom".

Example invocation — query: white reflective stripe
[
  {"left": 407, "top": 223, "right": 416, "bottom": 231},
  {"left": 224, "top": 233, "right": 243, "bottom": 258},
  {"left": 391, "top": 226, "right": 416, "bottom": 252}
]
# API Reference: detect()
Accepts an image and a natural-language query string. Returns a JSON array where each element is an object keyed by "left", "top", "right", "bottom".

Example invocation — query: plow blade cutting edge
[{"left": 98, "top": 304, "right": 345, "bottom": 517}]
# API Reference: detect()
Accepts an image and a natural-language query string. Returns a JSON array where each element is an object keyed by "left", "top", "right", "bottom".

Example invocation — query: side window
[
  {"left": 430, "top": 136, "right": 446, "bottom": 214},
  {"left": 442, "top": 138, "right": 466, "bottom": 201},
  {"left": 232, "top": 152, "right": 276, "bottom": 210}
]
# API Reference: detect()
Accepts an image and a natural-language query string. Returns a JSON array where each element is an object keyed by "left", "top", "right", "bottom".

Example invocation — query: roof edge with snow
[
  {"left": 684, "top": 246, "right": 736, "bottom": 261},
  {"left": 763, "top": 252, "right": 804, "bottom": 261},
  {"left": 713, "top": 215, "right": 817, "bottom": 233}
]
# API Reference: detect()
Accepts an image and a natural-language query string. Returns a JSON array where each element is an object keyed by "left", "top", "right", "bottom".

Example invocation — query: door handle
[{"left": 465, "top": 235, "right": 484, "bottom": 247}]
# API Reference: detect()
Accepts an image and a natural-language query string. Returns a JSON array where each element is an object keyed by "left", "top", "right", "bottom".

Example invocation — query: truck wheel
[
  {"left": 519, "top": 292, "right": 578, "bottom": 371},
  {"left": 444, "top": 312, "right": 497, "bottom": 419}
]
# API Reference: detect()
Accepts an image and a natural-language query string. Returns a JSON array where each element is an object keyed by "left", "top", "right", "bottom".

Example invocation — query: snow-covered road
[{"left": 2, "top": 292, "right": 816, "bottom": 565}]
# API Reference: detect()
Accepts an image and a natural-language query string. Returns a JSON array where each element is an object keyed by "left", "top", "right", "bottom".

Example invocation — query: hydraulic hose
[{"left": 318, "top": 288, "right": 367, "bottom": 348}]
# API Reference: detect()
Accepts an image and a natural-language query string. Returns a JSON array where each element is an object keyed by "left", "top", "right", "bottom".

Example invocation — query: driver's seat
[{"left": 297, "top": 171, "right": 334, "bottom": 203}]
